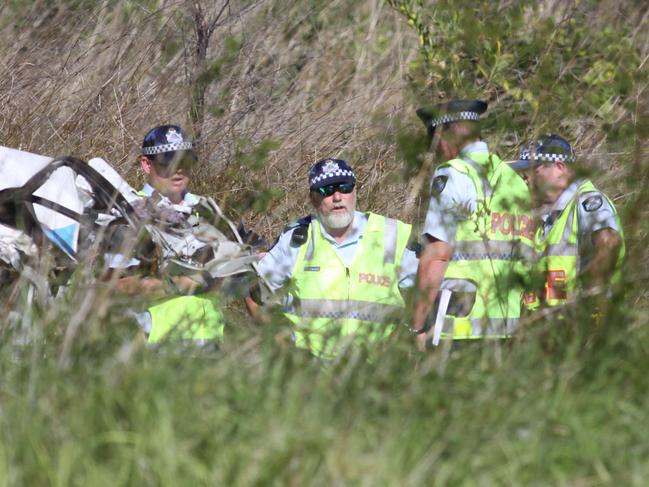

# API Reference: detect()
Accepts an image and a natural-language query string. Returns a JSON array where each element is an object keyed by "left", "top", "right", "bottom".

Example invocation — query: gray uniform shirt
[
  {"left": 421, "top": 141, "right": 498, "bottom": 294},
  {"left": 258, "top": 210, "right": 419, "bottom": 293},
  {"left": 538, "top": 179, "right": 620, "bottom": 271},
  {"left": 421, "top": 141, "right": 488, "bottom": 244}
]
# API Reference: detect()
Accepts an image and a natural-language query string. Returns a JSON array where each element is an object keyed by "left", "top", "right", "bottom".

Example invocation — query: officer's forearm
[
  {"left": 113, "top": 275, "right": 200, "bottom": 297},
  {"left": 245, "top": 295, "right": 271, "bottom": 325},
  {"left": 582, "top": 228, "right": 622, "bottom": 287},
  {"left": 114, "top": 275, "right": 164, "bottom": 296},
  {"left": 412, "top": 240, "right": 451, "bottom": 330}
]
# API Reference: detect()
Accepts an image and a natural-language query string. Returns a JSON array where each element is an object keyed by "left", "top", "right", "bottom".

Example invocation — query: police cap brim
[{"left": 508, "top": 159, "right": 534, "bottom": 171}]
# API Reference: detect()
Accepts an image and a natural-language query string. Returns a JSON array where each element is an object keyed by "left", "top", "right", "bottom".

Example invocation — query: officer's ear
[
  {"left": 555, "top": 161, "right": 574, "bottom": 180},
  {"left": 555, "top": 161, "right": 568, "bottom": 172},
  {"left": 141, "top": 156, "right": 153, "bottom": 174}
]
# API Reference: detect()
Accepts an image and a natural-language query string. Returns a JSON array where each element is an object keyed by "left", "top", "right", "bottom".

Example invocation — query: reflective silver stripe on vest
[
  {"left": 545, "top": 242, "right": 578, "bottom": 257},
  {"left": 451, "top": 239, "right": 533, "bottom": 262},
  {"left": 461, "top": 155, "right": 493, "bottom": 198},
  {"left": 441, "top": 316, "right": 518, "bottom": 338},
  {"left": 383, "top": 217, "right": 397, "bottom": 265},
  {"left": 305, "top": 221, "right": 316, "bottom": 261},
  {"left": 286, "top": 299, "right": 403, "bottom": 324},
  {"left": 519, "top": 244, "right": 535, "bottom": 263}
]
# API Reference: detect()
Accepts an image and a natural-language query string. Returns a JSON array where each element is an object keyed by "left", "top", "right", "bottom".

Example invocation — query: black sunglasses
[
  {"left": 150, "top": 154, "right": 196, "bottom": 176},
  {"left": 313, "top": 182, "right": 355, "bottom": 197}
]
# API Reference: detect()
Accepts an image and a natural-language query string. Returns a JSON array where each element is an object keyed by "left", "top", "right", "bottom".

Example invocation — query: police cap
[
  {"left": 308, "top": 159, "right": 356, "bottom": 190},
  {"left": 510, "top": 134, "right": 575, "bottom": 171},
  {"left": 142, "top": 125, "right": 197, "bottom": 165},
  {"left": 416, "top": 99, "right": 488, "bottom": 137}
]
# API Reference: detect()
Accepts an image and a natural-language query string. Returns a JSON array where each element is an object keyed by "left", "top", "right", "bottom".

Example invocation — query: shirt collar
[
  {"left": 141, "top": 183, "right": 155, "bottom": 197},
  {"left": 316, "top": 211, "right": 367, "bottom": 246},
  {"left": 551, "top": 179, "right": 582, "bottom": 212},
  {"left": 141, "top": 183, "right": 199, "bottom": 207},
  {"left": 460, "top": 140, "right": 489, "bottom": 155},
  {"left": 540, "top": 179, "right": 583, "bottom": 223}
]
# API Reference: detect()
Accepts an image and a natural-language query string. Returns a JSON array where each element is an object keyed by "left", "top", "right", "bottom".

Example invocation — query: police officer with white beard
[{"left": 251, "top": 159, "right": 418, "bottom": 357}]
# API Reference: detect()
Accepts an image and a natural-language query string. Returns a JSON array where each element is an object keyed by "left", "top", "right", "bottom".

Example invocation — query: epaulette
[
  {"left": 282, "top": 215, "right": 312, "bottom": 234},
  {"left": 282, "top": 215, "right": 312, "bottom": 248}
]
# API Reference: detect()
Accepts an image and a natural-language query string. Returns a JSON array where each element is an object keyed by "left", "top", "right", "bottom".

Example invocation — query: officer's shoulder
[
  {"left": 184, "top": 192, "right": 202, "bottom": 206},
  {"left": 435, "top": 160, "right": 464, "bottom": 174},
  {"left": 282, "top": 215, "right": 312, "bottom": 234},
  {"left": 276, "top": 215, "right": 312, "bottom": 248},
  {"left": 431, "top": 165, "right": 472, "bottom": 195},
  {"left": 383, "top": 213, "right": 411, "bottom": 231},
  {"left": 435, "top": 160, "right": 476, "bottom": 181},
  {"left": 578, "top": 190, "right": 609, "bottom": 213}
]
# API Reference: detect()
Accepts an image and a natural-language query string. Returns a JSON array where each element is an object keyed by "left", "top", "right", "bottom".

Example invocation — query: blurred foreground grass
[
  {"left": 1, "top": 1, "right": 648, "bottom": 485},
  {"left": 1, "top": 289, "right": 648, "bottom": 486}
]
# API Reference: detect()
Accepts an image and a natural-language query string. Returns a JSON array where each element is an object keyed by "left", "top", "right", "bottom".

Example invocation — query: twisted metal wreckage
[{"left": 0, "top": 146, "right": 267, "bottom": 322}]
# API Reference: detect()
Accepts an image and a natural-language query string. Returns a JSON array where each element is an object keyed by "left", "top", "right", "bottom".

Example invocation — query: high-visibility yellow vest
[
  {"left": 136, "top": 190, "right": 224, "bottom": 343},
  {"left": 146, "top": 294, "right": 223, "bottom": 343},
  {"left": 284, "top": 212, "right": 411, "bottom": 357},
  {"left": 439, "top": 151, "right": 534, "bottom": 339},
  {"left": 524, "top": 179, "right": 625, "bottom": 308}
]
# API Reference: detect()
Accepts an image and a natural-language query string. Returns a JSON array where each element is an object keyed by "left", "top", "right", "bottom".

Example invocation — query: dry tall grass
[
  {"left": 0, "top": 1, "right": 422, "bottom": 237},
  {"left": 2, "top": 0, "right": 646, "bottom": 234}
]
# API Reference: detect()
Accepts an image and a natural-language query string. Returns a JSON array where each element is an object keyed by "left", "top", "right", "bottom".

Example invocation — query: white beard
[{"left": 320, "top": 209, "right": 354, "bottom": 230}]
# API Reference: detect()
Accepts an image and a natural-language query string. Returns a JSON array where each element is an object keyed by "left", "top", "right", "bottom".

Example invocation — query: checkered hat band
[
  {"left": 430, "top": 111, "right": 480, "bottom": 127},
  {"left": 310, "top": 169, "right": 355, "bottom": 187},
  {"left": 143, "top": 141, "right": 193, "bottom": 155},
  {"left": 520, "top": 150, "right": 573, "bottom": 163}
]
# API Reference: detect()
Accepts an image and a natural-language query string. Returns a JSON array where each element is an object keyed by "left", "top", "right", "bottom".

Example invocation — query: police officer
[
  {"left": 410, "top": 100, "right": 534, "bottom": 350},
  {"left": 252, "top": 159, "right": 419, "bottom": 357},
  {"left": 511, "top": 134, "right": 625, "bottom": 308},
  {"left": 109, "top": 124, "right": 224, "bottom": 344}
]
